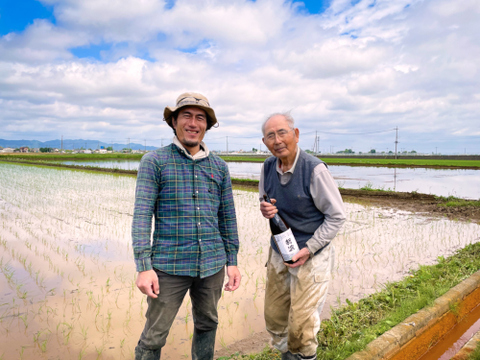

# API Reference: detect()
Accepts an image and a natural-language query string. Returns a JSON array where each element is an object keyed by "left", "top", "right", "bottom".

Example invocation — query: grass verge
[
  {"left": 0, "top": 153, "right": 144, "bottom": 161},
  {"left": 435, "top": 195, "right": 480, "bottom": 208},
  {"left": 218, "top": 242, "right": 480, "bottom": 359},
  {"left": 469, "top": 345, "right": 480, "bottom": 360},
  {"left": 2, "top": 153, "right": 480, "bottom": 169}
]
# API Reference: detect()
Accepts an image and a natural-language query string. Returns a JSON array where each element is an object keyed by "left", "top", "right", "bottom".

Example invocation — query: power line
[{"left": 303, "top": 128, "right": 396, "bottom": 136}]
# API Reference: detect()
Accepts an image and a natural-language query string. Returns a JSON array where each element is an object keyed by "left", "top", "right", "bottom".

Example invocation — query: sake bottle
[{"left": 263, "top": 194, "right": 300, "bottom": 263}]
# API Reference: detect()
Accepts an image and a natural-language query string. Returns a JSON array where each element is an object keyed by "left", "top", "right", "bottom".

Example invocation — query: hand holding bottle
[
  {"left": 285, "top": 248, "right": 311, "bottom": 268},
  {"left": 262, "top": 194, "right": 300, "bottom": 263},
  {"left": 260, "top": 197, "right": 278, "bottom": 219}
]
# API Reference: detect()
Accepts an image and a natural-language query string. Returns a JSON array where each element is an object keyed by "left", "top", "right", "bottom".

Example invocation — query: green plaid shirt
[{"left": 132, "top": 143, "right": 239, "bottom": 278}]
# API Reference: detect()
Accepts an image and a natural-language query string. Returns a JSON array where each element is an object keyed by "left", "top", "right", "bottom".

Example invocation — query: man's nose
[{"left": 186, "top": 117, "right": 198, "bottom": 126}]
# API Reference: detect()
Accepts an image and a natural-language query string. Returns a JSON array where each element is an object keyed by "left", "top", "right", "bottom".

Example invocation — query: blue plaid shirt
[{"left": 132, "top": 143, "right": 239, "bottom": 278}]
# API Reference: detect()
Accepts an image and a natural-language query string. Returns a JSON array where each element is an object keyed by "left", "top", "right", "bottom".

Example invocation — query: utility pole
[
  {"left": 394, "top": 127, "right": 398, "bottom": 159},
  {"left": 61, "top": 135, "right": 63, "bottom": 151},
  {"left": 313, "top": 131, "right": 319, "bottom": 154},
  {"left": 127, "top": 138, "right": 130, "bottom": 151},
  {"left": 226, "top": 136, "right": 229, "bottom": 153}
]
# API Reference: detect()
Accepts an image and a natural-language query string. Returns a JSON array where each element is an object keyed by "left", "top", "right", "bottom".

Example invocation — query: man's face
[
  {"left": 262, "top": 115, "right": 299, "bottom": 161},
  {"left": 173, "top": 106, "right": 208, "bottom": 154}
]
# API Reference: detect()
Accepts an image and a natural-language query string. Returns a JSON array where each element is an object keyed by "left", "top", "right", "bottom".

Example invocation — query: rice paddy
[{"left": 0, "top": 163, "right": 479, "bottom": 359}]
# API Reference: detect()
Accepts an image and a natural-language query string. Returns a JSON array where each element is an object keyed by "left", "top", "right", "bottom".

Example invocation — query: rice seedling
[{"left": 0, "top": 163, "right": 479, "bottom": 359}]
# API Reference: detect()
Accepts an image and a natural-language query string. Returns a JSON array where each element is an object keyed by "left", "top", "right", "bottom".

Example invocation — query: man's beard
[{"left": 182, "top": 138, "right": 200, "bottom": 148}]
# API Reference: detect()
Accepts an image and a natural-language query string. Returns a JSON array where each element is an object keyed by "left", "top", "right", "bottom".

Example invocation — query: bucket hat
[{"left": 164, "top": 92, "right": 217, "bottom": 130}]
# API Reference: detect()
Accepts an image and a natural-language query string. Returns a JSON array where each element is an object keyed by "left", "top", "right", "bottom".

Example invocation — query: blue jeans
[{"left": 136, "top": 267, "right": 225, "bottom": 359}]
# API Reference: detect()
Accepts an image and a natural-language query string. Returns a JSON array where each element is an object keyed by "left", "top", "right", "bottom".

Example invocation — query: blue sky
[
  {"left": 0, "top": 0, "right": 479, "bottom": 154},
  {"left": 0, "top": 0, "right": 332, "bottom": 60},
  {"left": 0, "top": 0, "right": 55, "bottom": 34}
]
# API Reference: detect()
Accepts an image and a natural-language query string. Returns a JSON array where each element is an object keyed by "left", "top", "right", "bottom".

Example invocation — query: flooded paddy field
[
  {"left": 55, "top": 160, "right": 480, "bottom": 199},
  {"left": 0, "top": 163, "right": 479, "bottom": 359}
]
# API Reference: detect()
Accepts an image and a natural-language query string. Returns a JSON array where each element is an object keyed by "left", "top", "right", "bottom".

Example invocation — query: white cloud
[{"left": 0, "top": 0, "right": 479, "bottom": 153}]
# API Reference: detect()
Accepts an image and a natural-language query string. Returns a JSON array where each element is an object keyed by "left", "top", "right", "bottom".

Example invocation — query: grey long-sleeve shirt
[{"left": 259, "top": 147, "right": 346, "bottom": 255}]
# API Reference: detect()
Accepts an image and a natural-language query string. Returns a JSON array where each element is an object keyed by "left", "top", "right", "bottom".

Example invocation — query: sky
[{"left": 0, "top": 0, "right": 479, "bottom": 154}]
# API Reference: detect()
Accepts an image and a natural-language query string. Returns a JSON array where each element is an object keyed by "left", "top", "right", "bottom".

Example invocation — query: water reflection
[
  {"left": 228, "top": 163, "right": 480, "bottom": 200},
  {"left": 57, "top": 160, "right": 480, "bottom": 199},
  {"left": 1, "top": 163, "right": 479, "bottom": 360}
]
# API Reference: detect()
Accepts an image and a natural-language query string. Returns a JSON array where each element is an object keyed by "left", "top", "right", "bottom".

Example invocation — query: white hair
[{"left": 261, "top": 111, "right": 295, "bottom": 135}]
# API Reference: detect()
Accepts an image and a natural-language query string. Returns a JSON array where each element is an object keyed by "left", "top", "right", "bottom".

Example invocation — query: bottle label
[{"left": 273, "top": 228, "right": 299, "bottom": 262}]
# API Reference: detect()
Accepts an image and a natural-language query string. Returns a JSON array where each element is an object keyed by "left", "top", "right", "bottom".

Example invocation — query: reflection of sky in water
[
  {"left": 61, "top": 160, "right": 140, "bottom": 170},
  {"left": 332, "top": 166, "right": 480, "bottom": 200},
  {"left": 59, "top": 160, "right": 480, "bottom": 199},
  {"left": 1, "top": 162, "right": 480, "bottom": 359}
]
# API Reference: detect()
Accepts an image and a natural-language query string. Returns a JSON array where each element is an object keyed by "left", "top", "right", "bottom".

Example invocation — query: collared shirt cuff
[
  {"left": 135, "top": 258, "right": 153, "bottom": 272},
  {"left": 306, "top": 242, "right": 319, "bottom": 257},
  {"left": 226, "top": 255, "right": 238, "bottom": 267}
]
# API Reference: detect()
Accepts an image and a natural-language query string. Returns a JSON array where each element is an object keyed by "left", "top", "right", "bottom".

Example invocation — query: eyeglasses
[
  {"left": 177, "top": 96, "right": 210, "bottom": 107},
  {"left": 264, "top": 128, "right": 294, "bottom": 142}
]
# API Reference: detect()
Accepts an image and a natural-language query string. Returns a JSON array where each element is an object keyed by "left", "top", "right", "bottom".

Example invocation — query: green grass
[
  {"left": 468, "top": 344, "right": 480, "bottom": 360},
  {"left": 319, "top": 157, "right": 480, "bottom": 168},
  {"left": 358, "top": 181, "right": 394, "bottom": 192},
  {"left": 435, "top": 195, "right": 480, "bottom": 208},
  {"left": 220, "top": 242, "right": 480, "bottom": 359},
  {"left": 2, "top": 153, "right": 480, "bottom": 168},
  {"left": 0, "top": 153, "right": 143, "bottom": 161},
  {"left": 219, "top": 155, "right": 480, "bottom": 168}
]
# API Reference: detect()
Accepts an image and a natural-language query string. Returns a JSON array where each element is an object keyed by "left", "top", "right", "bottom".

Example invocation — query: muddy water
[
  {"left": 58, "top": 160, "right": 480, "bottom": 199},
  {"left": 0, "top": 163, "right": 479, "bottom": 359},
  {"left": 418, "top": 304, "right": 480, "bottom": 360}
]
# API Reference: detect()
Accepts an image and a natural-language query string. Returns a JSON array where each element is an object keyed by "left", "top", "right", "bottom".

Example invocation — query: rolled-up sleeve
[
  {"left": 131, "top": 153, "right": 160, "bottom": 272},
  {"left": 306, "top": 163, "right": 346, "bottom": 254}
]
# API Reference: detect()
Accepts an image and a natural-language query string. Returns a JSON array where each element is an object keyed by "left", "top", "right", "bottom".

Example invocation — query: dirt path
[{"left": 339, "top": 188, "right": 480, "bottom": 224}]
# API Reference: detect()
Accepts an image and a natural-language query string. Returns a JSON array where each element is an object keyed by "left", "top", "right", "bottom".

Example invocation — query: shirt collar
[
  {"left": 173, "top": 137, "right": 210, "bottom": 160},
  {"left": 276, "top": 146, "right": 300, "bottom": 175}
]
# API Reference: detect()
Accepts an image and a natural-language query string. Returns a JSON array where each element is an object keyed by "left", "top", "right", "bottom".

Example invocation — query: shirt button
[
  {"left": 197, "top": 207, "right": 200, "bottom": 210},
  {"left": 199, "top": 239, "right": 202, "bottom": 242},
  {"left": 198, "top": 222, "right": 201, "bottom": 226}
]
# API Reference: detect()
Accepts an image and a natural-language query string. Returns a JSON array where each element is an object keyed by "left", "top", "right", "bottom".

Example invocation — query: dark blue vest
[{"left": 264, "top": 149, "right": 326, "bottom": 253}]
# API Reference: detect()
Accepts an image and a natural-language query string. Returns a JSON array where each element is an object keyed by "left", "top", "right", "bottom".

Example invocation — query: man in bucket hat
[{"left": 132, "top": 92, "right": 241, "bottom": 360}]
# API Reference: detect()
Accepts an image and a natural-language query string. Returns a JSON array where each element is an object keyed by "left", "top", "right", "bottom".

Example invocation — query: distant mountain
[{"left": 0, "top": 139, "right": 158, "bottom": 151}]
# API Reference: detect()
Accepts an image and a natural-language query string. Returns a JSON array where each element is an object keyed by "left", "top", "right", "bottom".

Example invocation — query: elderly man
[
  {"left": 132, "top": 92, "right": 241, "bottom": 360},
  {"left": 259, "top": 112, "right": 346, "bottom": 360}
]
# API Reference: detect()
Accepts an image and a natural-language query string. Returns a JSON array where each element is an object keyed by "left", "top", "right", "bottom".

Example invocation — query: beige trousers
[{"left": 264, "top": 244, "right": 334, "bottom": 357}]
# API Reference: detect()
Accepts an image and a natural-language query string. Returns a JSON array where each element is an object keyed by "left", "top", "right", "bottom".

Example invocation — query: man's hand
[
  {"left": 285, "top": 248, "right": 311, "bottom": 268},
  {"left": 260, "top": 198, "right": 278, "bottom": 219},
  {"left": 224, "top": 266, "right": 241, "bottom": 291},
  {"left": 136, "top": 270, "right": 160, "bottom": 298}
]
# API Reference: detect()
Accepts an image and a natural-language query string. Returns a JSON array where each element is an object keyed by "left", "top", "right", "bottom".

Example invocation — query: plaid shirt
[{"left": 132, "top": 143, "right": 239, "bottom": 278}]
